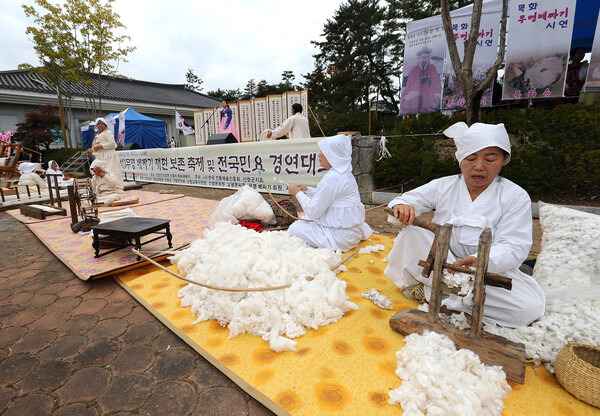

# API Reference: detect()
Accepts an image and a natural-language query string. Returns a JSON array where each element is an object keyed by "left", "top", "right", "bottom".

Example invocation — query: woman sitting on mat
[
  {"left": 17, "top": 162, "right": 47, "bottom": 194},
  {"left": 287, "top": 134, "right": 372, "bottom": 251},
  {"left": 385, "top": 122, "right": 545, "bottom": 328},
  {"left": 90, "top": 159, "right": 125, "bottom": 205}
]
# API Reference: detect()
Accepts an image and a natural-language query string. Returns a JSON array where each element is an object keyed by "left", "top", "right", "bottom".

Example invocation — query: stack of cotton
[
  {"left": 171, "top": 222, "right": 358, "bottom": 352},
  {"left": 485, "top": 204, "right": 600, "bottom": 372},
  {"left": 389, "top": 331, "right": 510, "bottom": 416},
  {"left": 208, "top": 185, "right": 276, "bottom": 228}
]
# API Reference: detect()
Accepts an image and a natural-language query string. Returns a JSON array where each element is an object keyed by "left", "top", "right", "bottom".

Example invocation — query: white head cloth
[
  {"left": 47, "top": 160, "right": 60, "bottom": 172},
  {"left": 95, "top": 117, "right": 108, "bottom": 128},
  {"left": 90, "top": 159, "right": 107, "bottom": 172},
  {"left": 318, "top": 134, "right": 352, "bottom": 173},
  {"left": 443, "top": 121, "right": 511, "bottom": 165},
  {"left": 18, "top": 162, "right": 39, "bottom": 174}
]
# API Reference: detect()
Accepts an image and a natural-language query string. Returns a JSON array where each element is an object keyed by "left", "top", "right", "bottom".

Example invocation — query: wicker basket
[{"left": 554, "top": 343, "right": 600, "bottom": 408}]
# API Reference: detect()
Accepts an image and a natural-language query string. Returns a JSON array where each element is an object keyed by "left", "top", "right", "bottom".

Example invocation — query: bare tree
[{"left": 440, "top": 0, "right": 508, "bottom": 125}]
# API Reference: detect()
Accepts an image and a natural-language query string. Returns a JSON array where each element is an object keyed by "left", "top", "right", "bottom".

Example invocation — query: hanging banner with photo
[
  {"left": 584, "top": 19, "right": 600, "bottom": 90},
  {"left": 502, "top": 0, "right": 577, "bottom": 100},
  {"left": 400, "top": 26, "right": 446, "bottom": 115},
  {"left": 117, "top": 110, "right": 126, "bottom": 145},
  {"left": 118, "top": 137, "right": 327, "bottom": 194},
  {"left": 442, "top": 11, "right": 501, "bottom": 110}
]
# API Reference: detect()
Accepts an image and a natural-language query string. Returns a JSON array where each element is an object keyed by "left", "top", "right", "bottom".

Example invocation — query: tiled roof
[{"left": 0, "top": 69, "right": 221, "bottom": 109}]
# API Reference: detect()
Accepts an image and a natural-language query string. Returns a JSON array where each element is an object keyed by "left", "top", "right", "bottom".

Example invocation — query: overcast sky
[{"left": 1, "top": 0, "right": 346, "bottom": 93}]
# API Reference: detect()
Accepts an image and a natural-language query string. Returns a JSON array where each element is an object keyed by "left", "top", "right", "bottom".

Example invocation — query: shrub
[{"left": 373, "top": 103, "right": 600, "bottom": 200}]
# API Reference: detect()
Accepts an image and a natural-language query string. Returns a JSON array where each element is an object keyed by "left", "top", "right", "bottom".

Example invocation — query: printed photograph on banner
[
  {"left": 400, "top": 26, "right": 445, "bottom": 115},
  {"left": 442, "top": 12, "right": 500, "bottom": 110},
  {"left": 502, "top": 0, "right": 576, "bottom": 100},
  {"left": 584, "top": 18, "right": 600, "bottom": 90}
]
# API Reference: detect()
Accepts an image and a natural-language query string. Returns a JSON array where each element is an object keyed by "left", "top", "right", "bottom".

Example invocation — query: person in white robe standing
[
  {"left": 385, "top": 122, "right": 545, "bottom": 328},
  {"left": 87, "top": 117, "right": 124, "bottom": 188},
  {"left": 287, "top": 134, "right": 372, "bottom": 251},
  {"left": 90, "top": 159, "right": 125, "bottom": 205}
]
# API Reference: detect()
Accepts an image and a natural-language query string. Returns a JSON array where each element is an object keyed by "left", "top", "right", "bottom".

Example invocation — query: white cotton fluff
[
  {"left": 388, "top": 331, "right": 511, "bottom": 416},
  {"left": 358, "top": 244, "right": 386, "bottom": 254},
  {"left": 484, "top": 204, "right": 600, "bottom": 372},
  {"left": 361, "top": 289, "right": 393, "bottom": 310},
  {"left": 207, "top": 185, "right": 276, "bottom": 228},
  {"left": 443, "top": 270, "right": 474, "bottom": 307},
  {"left": 170, "top": 222, "right": 358, "bottom": 351}
]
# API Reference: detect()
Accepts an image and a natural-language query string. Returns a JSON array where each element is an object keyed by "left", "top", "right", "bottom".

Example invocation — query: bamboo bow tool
[{"left": 384, "top": 207, "right": 526, "bottom": 383}]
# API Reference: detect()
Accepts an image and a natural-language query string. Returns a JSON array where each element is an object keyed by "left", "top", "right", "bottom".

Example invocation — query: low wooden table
[{"left": 91, "top": 217, "right": 172, "bottom": 258}]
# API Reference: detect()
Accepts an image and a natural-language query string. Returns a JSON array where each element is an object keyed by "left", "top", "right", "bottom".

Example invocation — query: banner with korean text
[
  {"left": 399, "top": 26, "right": 446, "bottom": 115},
  {"left": 118, "top": 138, "right": 326, "bottom": 194},
  {"left": 441, "top": 11, "right": 500, "bottom": 110},
  {"left": 502, "top": 0, "right": 576, "bottom": 100}
]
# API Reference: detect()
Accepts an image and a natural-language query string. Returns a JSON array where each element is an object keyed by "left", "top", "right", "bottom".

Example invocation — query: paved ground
[{"left": 0, "top": 184, "right": 543, "bottom": 416}]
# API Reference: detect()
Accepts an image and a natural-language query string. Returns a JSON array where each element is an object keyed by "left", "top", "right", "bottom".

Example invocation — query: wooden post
[
  {"left": 25, "top": 185, "right": 31, "bottom": 198},
  {"left": 67, "top": 185, "right": 78, "bottom": 225},
  {"left": 470, "top": 228, "right": 492, "bottom": 338},
  {"left": 47, "top": 175, "right": 54, "bottom": 205},
  {"left": 53, "top": 176, "right": 61, "bottom": 208},
  {"left": 428, "top": 223, "right": 453, "bottom": 323}
]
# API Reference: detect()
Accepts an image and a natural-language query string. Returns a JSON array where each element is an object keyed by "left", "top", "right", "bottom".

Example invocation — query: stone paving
[{"left": 0, "top": 184, "right": 543, "bottom": 415}]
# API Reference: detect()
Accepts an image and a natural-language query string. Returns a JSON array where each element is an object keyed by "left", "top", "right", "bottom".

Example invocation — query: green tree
[
  {"left": 206, "top": 88, "right": 241, "bottom": 103},
  {"left": 185, "top": 68, "right": 204, "bottom": 92},
  {"left": 241, "top": 79, "right": 258, "bottom": 100},
  {"left": 21, "top": 0, "right": 135, "bottom": 124},
  {"left": 13, "top": 104, "right": 62, "bottom": 152},
  {"left": 440, "top": 0, "right": 508, "bottom": 124}
]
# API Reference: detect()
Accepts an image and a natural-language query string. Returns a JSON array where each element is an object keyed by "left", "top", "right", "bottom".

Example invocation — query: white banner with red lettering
[
  {"left": 118, "top": 138, "right": 326, "bottom": 194},
  {"left": 502, "top": 0, "right": 576, "bottom": 100},
  {"left": 441, "top": 11, "right": 500, "bottom": 109}
]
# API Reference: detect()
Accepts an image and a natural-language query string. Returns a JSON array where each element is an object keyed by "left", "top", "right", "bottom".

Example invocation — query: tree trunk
[{"left": 57, "top": 92, "right": 69, "bottom": 150}]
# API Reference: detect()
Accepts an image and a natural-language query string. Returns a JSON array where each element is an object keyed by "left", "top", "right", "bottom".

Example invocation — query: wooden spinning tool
[
  {"left": 384, "top": 207, "right": 526, "bottom": 383},
  {"left": 68, "top": 178, "right": 99, "bottom": 226}
]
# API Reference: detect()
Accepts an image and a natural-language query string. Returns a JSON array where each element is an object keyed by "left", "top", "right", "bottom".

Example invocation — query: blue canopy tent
[{"left": 82, "top": 108, "right": 168, "bottom": 149}]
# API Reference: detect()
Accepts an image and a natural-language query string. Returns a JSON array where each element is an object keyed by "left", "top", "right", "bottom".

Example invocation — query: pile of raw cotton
[
  {"left": 207, "top": 185, "right": 276, "bottom": 228},
  {"left": 389, "top": 331, "right": 510, "bottom": 416},
  {"left": 171, "top": 222, "right": 358, "bottom": 352},
  {"left": 485, "top": 204, "right": 600, "bottom": 372}
]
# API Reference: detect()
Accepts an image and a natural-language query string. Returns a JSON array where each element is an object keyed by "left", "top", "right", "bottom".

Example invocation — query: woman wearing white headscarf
[
  {"left": 46, "top": 160, "right": 74, "bottom": 188},
  {"left": 87, "top": 117, "right": 124, "bottom": 188},
  {"left": 385, "top": 122, "right": 545, "bottom": 328},
  {"left": 287, "top": 134, "right": 372, "bottom": 251},
  {"left": 17, "top": 162, "right": 47, "bottom": 193},
  {"left": 90, "top": 159, "right": 125, "bottom": 205}
]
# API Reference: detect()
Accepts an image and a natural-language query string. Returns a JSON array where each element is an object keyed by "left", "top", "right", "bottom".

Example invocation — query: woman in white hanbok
[
  {"left": 46, "top": 160, "right": 74, "bottom": 188},
  {"left": 87, "top": 117, "right": 124, "bottom": 188},
  {"left": 385, "top": 122, "right": 545, "bottom": 328},
  {"left": 90, "top": 159, "right": 125, "bottom": 205},
  {"left": 287, "top": 135, "right": 372, "bottom": 251}
]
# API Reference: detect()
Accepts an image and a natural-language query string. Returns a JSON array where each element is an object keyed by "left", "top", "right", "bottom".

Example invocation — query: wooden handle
[
  {"left": 383, "top": 206, "right": 440, "bottom": 233},
  {"left": 417, "top": 260, "right": 512, "bottom": 290}
]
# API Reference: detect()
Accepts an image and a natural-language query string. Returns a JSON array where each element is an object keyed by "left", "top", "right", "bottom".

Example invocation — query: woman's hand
[
  {"left": 86, "top": 148, "right": 94, "bottom": 154},
  {"left": 453, "top": 256, "right": 477, "bottom": 270},
  {"left": 288, "top": 184, "right": 307, "bottom": 196},
  {"left": 392, "top": 204, "right": 415, "bottom": 225}
]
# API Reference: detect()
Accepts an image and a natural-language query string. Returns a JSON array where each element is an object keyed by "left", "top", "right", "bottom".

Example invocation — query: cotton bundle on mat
[{"left": 115, "top": 221, "right": 599, "bottom": 415}]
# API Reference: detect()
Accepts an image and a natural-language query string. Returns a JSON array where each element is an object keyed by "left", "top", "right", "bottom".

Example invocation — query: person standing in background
[
  {"left": 219, "top": 101, "right": 240, "bottom": 142},
  {"left": 267, "top": 103, "right": 311, "bottom": 140}
]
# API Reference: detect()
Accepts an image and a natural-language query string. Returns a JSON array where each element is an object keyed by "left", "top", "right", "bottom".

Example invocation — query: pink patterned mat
[{"left": 27, "top": 196, "right": 218, "bottom": 280}]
